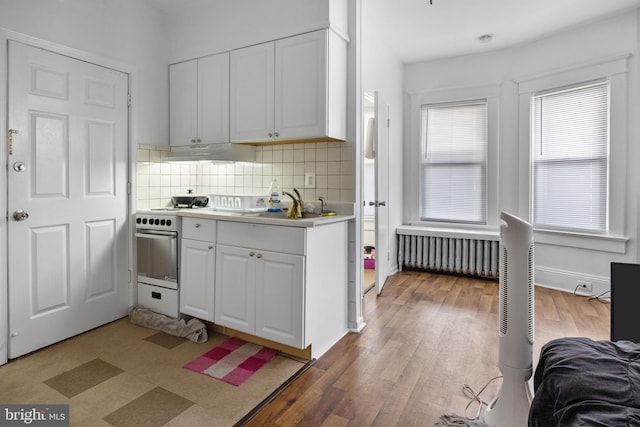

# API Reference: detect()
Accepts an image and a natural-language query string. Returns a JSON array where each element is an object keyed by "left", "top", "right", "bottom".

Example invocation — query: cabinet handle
[
  {"left": 191, "top": 138, "right": 196, "bottom": 143},
  {"left": 268, "top": 133, "right": 273, "bottom": 138},
  {"left": 194, "top": 223, "right": 201, "bottom": 228},
  {"left": 274, "top": 132, "right": 279, "bottom": 137},
  {"left": 256, "top": 253, "right": 262, "bottom": 259},
  {"left": 208, "top": 245, "right": 213, "bottom": 250},
  {"left": 249, "top": 251, "right": 255, "bottom": 257}
]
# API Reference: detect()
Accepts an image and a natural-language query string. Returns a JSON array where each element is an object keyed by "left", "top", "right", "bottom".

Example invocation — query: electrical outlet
[
  {"left": 577, "top": 280, "right": 593, "bottom": 293},
  {"left": 305, "top": 172, "right": 315, "bottom": 189}
]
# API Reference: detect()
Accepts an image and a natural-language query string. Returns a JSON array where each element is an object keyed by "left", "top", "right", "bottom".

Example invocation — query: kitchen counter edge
[{"left": 176, "top": 210, "right": 354, "bottom": 227}]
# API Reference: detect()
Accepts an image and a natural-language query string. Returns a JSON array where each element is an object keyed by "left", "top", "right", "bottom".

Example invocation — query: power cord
[
  {"left": 462, "top": 375, "right": 503, "bottom": 420},
  {"left": 572, "top": 284, "right": 610, "bottom": 303}
]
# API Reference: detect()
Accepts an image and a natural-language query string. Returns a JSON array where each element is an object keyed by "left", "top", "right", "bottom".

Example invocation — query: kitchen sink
[{"left": 254, "top": 211, "right": 323, "bottom": 219}]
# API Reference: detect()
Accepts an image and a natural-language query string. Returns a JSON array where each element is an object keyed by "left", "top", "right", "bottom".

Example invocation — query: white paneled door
[
  {"left": 375, "top": 97, "right": 390, "bottom": 295},
  {"left": 7, "top": 41, "right": 129, "bottom": 358}
]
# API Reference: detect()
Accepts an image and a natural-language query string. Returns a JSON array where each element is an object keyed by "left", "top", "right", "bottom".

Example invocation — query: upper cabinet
[
  {"left": 230, "top": 30, "right": 347, "bottom": 144},
  {"left": 170, "top": 52, "right": 230, "bottom": 146}
]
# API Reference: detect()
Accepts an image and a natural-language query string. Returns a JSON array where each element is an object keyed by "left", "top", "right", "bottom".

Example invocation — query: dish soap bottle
[{"left": 267, "top": 178, "right": 282, "bottom": 212}]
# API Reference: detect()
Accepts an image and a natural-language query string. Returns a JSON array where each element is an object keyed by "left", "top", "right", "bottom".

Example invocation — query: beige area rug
[{"left": 0, "top": 318, "right": 310, "bottom": 426}]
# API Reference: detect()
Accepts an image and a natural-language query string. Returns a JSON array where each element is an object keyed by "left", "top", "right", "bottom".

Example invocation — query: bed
[{"left": 529, "top": 337, "right": 640, "bottom": 426}]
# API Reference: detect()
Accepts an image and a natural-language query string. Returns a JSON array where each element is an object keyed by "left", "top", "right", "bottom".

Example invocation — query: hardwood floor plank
[{"left": 246, "top": 271, "right": 610, "bottom": 426}]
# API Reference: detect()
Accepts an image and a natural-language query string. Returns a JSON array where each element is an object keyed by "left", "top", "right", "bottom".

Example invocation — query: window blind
[
  {"left": 532, "top": 81, "right": 609, "bottom": 232},
  {"left": 420, "top": 101, "right": 487, "bottom": 223}
]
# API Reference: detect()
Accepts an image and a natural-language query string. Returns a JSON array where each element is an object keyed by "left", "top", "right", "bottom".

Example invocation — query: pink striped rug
[{"left": 183, "top": 337, "right": 279, "bottom": 386}]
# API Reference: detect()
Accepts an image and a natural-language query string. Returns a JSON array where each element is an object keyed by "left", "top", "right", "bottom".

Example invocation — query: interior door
[
  {"left": 7, "top": 41, "right": 129, "bottom": 358},
  {"left": 374, "top": 95, "right": 389, "bottom": 294}
]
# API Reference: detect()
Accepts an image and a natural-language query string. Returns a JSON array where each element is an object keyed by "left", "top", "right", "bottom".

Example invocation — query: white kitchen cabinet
[
  {"left": 230, "top": 29, "right": 346, "bottom": 144},
  {"left": 229, "top": 42, "right": 274, "bottom": 143},
  {"left": 170, "top": 52, "right": 230, "bottom": 146},
  {"left": 179, "top": 218, "right": 217, "bottom": 321},
  {"left": 214, "top": 244, "right": 255, "bottom": 334},
  {"left": 255, "top": 250, "right": 304, "bottom": 346},
  {"left": 215, "top": 223, "right": 305, "bottom": 348}
]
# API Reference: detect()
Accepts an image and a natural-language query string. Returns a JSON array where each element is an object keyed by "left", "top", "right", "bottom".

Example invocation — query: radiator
[{"left": 397, "top": 228, "right": 500, "bottom": 279}]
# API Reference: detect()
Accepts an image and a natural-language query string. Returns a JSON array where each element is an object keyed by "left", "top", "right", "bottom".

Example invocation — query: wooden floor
[{"left": 246, "top": 270, "right": 610, "bottom": 426}]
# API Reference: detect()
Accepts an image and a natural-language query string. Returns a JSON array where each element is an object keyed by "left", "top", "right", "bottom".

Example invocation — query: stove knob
[
  {"left": 154, "top": 219, "right": 160, "bottom": 225},
  {"left": 142, "top": 218, "right": 148, "bottom": 225},
  {"left": 160, "top": 219, "right": 166, "bottom": 226},
  {"left": 167, "top": 219, "right": 172, "bottom": 227},
  {"left": 136, "top": 218, "right": 141, "bottom": 224}
]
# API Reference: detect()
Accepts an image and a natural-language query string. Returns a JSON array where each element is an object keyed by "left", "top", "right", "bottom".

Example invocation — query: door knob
[
  {"left": 379, "top": 201, "right": 386, "bottom": 207},
  {"left": 13, "top": 210, "right": 29, "bottom": 221}
]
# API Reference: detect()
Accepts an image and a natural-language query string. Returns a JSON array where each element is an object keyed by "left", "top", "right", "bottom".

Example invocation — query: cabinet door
[
  {"left": 275, "top": 30, "right": 327, "bottom": 141},
  {"left": 198, "top": 53, "right": 230, "bottom": 144},
  {"left": 180, "top": 239, "right": 215, "bottom": 321},
  {"left": 255, "top": 251, "right": 304, "bottom": 348},
  {"left": 169, "top": 60, "right": 198, "bottom": 146},
  {"left": 215, "top": 244, "right": 255, "bottom": 334},
  {"left": 229, "top": 42, "right": 275, "bottom": 143}
]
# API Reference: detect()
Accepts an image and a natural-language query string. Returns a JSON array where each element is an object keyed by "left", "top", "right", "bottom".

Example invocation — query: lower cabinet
[
  {"left": 180, "top": 218, "right": 216, "bottom": 322},
  {"left": 215, "top": 244, "right": 304, "bottom": 348}
]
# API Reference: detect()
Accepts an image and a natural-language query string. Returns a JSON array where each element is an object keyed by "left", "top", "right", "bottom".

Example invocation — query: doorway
[
  {"left": 361, "top": 90, "right": 390, "bottom": 296},
  {"left": 362, "top": 91, "right": 376, "bottom": 293}
]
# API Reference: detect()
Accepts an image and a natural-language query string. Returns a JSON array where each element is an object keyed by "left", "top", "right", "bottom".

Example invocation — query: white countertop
[{"left": 177, "top": 208, "right": 354, "bottom": 228}]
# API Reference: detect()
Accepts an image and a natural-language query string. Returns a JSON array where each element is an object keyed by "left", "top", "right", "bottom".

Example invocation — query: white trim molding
[{"left": 535, "top": 266, "right": 610, "bottom": 297}]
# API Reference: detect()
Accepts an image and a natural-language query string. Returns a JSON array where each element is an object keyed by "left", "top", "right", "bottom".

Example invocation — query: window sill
[
  {"left": 533, "top": 228, "right": 628, "bottom": 253},
  {"left": 401, "top": 222, "right": 500, "bottom": 241}
]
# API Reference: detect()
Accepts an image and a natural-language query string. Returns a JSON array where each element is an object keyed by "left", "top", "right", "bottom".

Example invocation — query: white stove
[{"left": 135, "top": 210, "right": 182, "bottom": 318}]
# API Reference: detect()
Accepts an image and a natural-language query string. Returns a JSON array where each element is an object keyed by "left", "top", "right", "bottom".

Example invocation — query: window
[
  {"left": 420, "top": 100, "right": 488, "bottom": 224},
  {"left": 531, "top": 81, "right": 609, "bottom": 232}
]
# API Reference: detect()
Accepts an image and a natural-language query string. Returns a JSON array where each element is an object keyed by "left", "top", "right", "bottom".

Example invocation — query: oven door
[{"left": 136, "top": 229, "right": 178, "bottom": 290}]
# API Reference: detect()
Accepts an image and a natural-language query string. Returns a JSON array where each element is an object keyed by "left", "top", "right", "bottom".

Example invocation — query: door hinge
[
  {"left": 127, "top": 181, "right": 132, "bottom": 195},
  {"left": 387, "top": 118, "right": 390, "bottom": 128},
  {"left": 127, "top": 93, "right": 131, "bottom": 107},
  {"left": 128, "top": 269, "right": 132, "bottom": 284}
]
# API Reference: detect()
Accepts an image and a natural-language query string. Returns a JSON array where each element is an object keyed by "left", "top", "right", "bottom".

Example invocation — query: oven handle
[{"left": 135, "top": 232, "right": 177, "bottom": 240}]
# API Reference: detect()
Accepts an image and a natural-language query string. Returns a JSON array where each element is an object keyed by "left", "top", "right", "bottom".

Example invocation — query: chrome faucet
[
  {"left": 283, "top": 189, "right": 304, "bottom": 218},
  {"left": 318, "top": 196, "right": 326, "bottom": 213},
  {"left": 293, "top": 188, "right": 304, "bottom": 212}
]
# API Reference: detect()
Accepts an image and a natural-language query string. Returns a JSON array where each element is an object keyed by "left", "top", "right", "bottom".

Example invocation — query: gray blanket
[
  {"left": 529, "top": 337, "right": 640, "bottom": 426},
  {"left": 129, "top": 305, "right": 208, "bottom": 343}
]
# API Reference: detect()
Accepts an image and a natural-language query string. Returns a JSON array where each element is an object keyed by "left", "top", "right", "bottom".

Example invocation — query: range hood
[{"left": 164, "top": 143, "right": 255, "bottom": 162}]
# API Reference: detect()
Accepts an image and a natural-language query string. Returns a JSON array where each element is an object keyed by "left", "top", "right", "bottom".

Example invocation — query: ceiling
[
  {"left": 365, "top": 0, "right": 640, "bottom": 64},
  {"left": 146, "top": 0, "right": 640, "bottom": 64}
]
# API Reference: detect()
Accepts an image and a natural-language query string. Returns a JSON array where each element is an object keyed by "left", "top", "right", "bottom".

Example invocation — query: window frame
[
  {"left": 419, "top": 99, "right": 489, "bottom": 225},
  {"left": 517, "top": 55, "right": 629, "bottom": 253},
  {"left": 530, "top": 79, "right": 610, "bottom": 234},
  {"left": 408, "top": 85, "right": 499, "bottom": 231}
]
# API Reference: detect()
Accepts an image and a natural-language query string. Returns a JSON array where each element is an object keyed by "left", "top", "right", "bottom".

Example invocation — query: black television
[{"left": 611, "top": 262, "right": 640, "bottom": 343}]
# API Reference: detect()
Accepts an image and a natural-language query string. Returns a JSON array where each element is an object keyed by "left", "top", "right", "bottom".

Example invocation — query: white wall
[
  {"left": 362, "top": 2, "right": 404, "bottom": 275},
  {"left": 165, "top": 0, "right": 338, "bottom": 62},
  {"left": 0, "top": 0, "right": 170, "bottom": 146},
  {"left": 403, "top": 10, "right": 640, "bottom": 294}
]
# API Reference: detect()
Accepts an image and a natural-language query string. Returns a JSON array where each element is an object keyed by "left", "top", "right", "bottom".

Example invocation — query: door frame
[{"left": 0, "top": 28, "right": 137, "bottom": 365}]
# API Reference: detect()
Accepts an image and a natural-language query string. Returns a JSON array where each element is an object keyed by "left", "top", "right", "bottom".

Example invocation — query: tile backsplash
[{"left": 136, "top": 142, "right": 354, "bottom": 209}]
